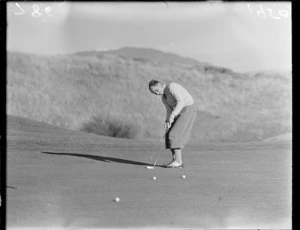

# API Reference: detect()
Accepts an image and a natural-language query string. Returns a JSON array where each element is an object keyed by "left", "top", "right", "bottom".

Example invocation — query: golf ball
[
  {"left": 182, "top": 175, "right": 186, "bottom": 179},
  {"left": 115, "top": 197, "right": 120, "bottom": 202},
  {"left": 153, "top": 176, "right": 157, "bottom": 180}
]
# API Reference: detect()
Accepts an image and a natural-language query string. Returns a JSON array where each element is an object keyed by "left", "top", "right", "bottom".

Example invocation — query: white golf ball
[
  {"left": 182, "top": 175, "right": 186, "bottom": 179},
  {"left": 153, "top": 176, "right": 157, "bottom": 180},
  {"left": 115, "top": 197, "right": 120, "bottom": 202}
]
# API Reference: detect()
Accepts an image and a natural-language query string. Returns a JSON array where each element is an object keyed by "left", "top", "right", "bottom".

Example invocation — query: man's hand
[{"left": 165, "top": 121, "right": 171, "bottom": 131}]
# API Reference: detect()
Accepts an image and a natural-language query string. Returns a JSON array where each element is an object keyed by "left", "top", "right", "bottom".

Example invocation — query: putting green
[{"left": 7, "top": 115, "right": 292, "bottom": 229}]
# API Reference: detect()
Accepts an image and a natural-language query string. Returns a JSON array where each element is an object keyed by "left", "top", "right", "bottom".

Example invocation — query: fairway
[{"left": 7, "top": 115, "right": 292, "bottom": 229}]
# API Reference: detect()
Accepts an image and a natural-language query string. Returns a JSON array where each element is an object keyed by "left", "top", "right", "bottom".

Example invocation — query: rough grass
[
  {"left": 81, "top": 115, "right": 140, "bottom": 139},
  {"left": 7, "top": 51, "right": 292, "bottom": 142}
]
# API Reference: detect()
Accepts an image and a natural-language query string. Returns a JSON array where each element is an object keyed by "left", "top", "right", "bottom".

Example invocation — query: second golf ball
[
  {"left": 153, "top": 176, "right": 156, "bottom": 180},
  {"left": 182, "top": 175, "right": 186, "bottom": 179},
  {"left": 115, "top": 197, "right": 120, "bottom": 202}
]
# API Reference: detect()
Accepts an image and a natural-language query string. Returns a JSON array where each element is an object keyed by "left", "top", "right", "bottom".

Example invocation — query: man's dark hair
[{"left": 149, "top": 80, "right": 161, "bottom": 90}]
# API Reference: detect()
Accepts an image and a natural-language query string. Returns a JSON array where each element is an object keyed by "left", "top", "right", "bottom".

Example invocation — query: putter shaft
[{"left": 152, "top": 130, "right": 167, "bottom": 167}]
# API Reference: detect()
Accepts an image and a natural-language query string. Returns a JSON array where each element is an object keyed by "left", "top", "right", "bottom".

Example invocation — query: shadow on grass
[
  {"left": 41, "top": 151, "right": 159, "bottom": 167},
  {"left": 6, "top": 186, "right": 17, "bottom": 190}
]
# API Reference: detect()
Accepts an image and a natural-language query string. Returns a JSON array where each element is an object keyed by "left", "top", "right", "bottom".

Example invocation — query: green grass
[{"left": 7, "top": 51, "right": 292, "bottom": 142}]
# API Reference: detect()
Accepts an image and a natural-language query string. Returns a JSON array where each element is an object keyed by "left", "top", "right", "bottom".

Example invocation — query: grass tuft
[{"left": 81, "top": 115, "right": 140, "bottom": 139}]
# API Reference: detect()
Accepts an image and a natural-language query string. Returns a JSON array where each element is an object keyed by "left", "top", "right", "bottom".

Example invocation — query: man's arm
[
  {"left": 168, "top": 84, "right": 185, "bottom": 123},
  {"left": 162, "top": 98, "right": 173, "bottom": 122}
]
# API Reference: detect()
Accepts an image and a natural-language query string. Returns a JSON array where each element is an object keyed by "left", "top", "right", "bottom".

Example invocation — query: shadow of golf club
[{"left": 42, "top": 151, "right": 163, "bottom": 167}]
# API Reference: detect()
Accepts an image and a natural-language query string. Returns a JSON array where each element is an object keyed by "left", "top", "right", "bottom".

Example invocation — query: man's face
[{"left": 150, "top": 84, "right": 164, "bottom": 95}]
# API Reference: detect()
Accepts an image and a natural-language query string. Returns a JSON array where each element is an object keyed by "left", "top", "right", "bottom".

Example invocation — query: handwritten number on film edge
[
  {"left": 14, "top": 3, "right": 25, "bottom": 15},
  {"left": 45, "top": 6, "right": 53, "bottom": 17},
  {"left": 247, "top": 3, "right": 289, "bottom": 19},
  {"left": 32, "top": 4, "right": 43, "bottom": 17},
  {"left": 13, "top": 2, "right": 66, "bottom": 17}
]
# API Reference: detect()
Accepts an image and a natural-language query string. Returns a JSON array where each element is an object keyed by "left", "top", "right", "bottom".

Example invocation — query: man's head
[{"left": 149, "top": 80, "right": 165, "bottom": 95}]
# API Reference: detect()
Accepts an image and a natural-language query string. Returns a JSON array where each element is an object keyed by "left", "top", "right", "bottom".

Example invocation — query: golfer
[{"left": 149, "top": 80, "right": 197, "bottom": 168}]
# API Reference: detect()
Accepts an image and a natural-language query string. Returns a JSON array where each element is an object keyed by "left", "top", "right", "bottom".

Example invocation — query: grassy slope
[{"left": 7, "top": 51, "right": 292, "bottom": 142}]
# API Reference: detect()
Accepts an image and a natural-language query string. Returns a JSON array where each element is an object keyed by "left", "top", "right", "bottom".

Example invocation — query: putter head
[{"left": 146, "top": 166, "right": 154, "bottom": 169}]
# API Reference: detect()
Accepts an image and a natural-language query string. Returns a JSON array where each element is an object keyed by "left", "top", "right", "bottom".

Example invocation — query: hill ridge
[{"left": 74, "top": 46, "right": 212, "bottom": 67}]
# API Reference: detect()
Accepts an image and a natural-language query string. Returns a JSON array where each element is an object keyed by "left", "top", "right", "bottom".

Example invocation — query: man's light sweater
[{"left": 162, "top": 83, "right": 194, "bottom": 123}]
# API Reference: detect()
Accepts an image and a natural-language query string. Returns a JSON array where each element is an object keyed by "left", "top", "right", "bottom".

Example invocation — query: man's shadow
[{"left": 42, "top": 151, "right": 159, "bottom": 167}]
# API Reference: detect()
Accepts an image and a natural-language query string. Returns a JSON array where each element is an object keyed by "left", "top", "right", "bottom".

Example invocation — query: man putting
[{"left": 149, "top": 80, "right": 197, "bottom": 168}]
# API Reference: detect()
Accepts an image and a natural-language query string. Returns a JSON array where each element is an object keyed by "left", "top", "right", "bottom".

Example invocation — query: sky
[{"left": 7, "top": 2, "right": 291, "bottom": 72}]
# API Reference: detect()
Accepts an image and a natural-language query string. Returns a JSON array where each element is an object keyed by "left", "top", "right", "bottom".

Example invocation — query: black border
[
  {"left": 1, "top": 1, "right": 294, "bottom": 230},
  {"left": 0, "top": 0, "right": 7, "bottom": 228}
]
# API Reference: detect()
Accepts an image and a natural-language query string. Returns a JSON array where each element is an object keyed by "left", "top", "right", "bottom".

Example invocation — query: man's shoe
[{"left": 163, "top": 161, "right": 184, "bottom": 168}]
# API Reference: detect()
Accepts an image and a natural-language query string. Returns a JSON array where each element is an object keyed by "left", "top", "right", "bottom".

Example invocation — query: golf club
[{"left": 147, "top": 128, "right": 168, "bottom": 169}]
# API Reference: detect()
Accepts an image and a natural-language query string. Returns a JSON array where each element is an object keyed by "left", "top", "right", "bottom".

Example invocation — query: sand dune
[{"left": 7, "top": 49, "right": 292, "bottom": 142}]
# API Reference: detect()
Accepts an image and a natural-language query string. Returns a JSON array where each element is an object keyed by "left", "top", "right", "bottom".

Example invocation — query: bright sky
[{"left": 7, "top": 2, "right": 291, "bottom": 72}]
